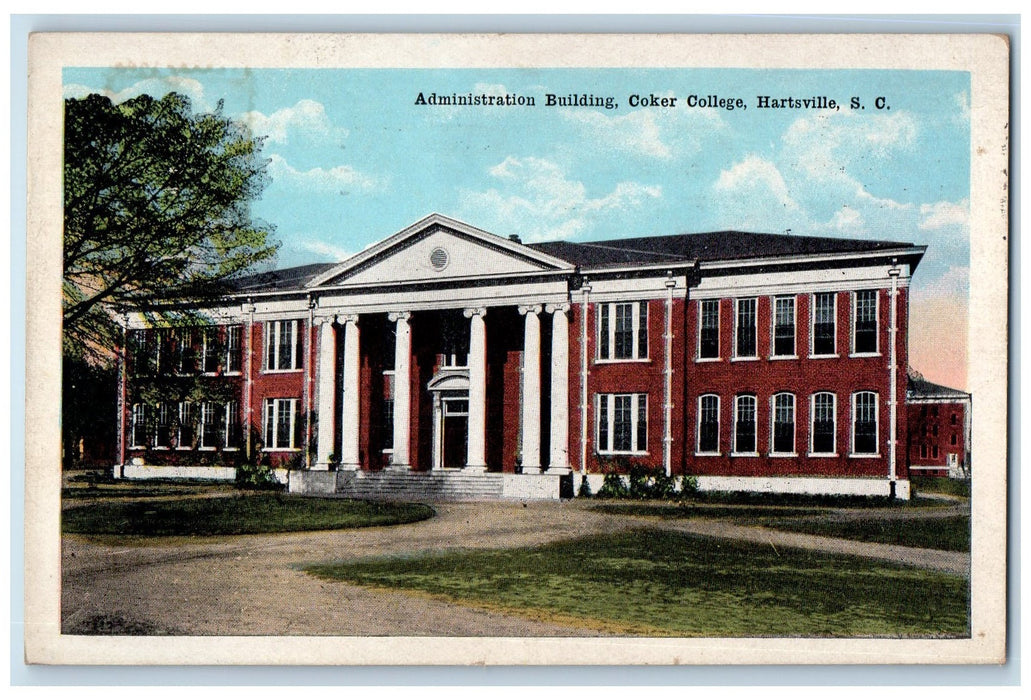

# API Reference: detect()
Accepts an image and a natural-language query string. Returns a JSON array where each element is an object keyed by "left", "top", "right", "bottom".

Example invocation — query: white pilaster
[
  {"left": 339, "top": 314, "right": 361, "bottom": 470},
  {"left": 518, "top": 304, "right": 543, "bottom": 473},
  {"left": 464, "top": 307, "right": 488, "bottom": 472},
  {"left": 388, "top": 311, "right": 412, "bottom": 469},
  {"left": 546, "top": 303, "right": 571, "bottom": 473},
  {"left": 314, "top": 316, "right": 338, "bottom": 470}
]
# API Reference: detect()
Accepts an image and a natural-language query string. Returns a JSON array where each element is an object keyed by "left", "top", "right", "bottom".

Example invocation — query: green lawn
[
  {"left": 911, "top": 476, "right": 971, "bottom": 499},
  {"left": 307, "top": 529, "right": 969, "bottom": 637},
  {"left": 62, "top": 494, "right": 435, "bottom": 536}
]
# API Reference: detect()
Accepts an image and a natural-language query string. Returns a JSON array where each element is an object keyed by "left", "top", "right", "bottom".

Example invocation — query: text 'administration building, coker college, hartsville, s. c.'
[{"left": 112, "top": 213, "right": 971, "bottom": 501}]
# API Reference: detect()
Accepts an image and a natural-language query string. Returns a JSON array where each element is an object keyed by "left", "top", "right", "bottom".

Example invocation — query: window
[
  {"left": 698, "top": 300, "right": 720, "bottom": 359},
  {"left": 225, "top": 401, "right": 241, "bottom": 449},
  {"left": 130, "top": 404, "right": 147, "bottom": 448},
  {"left": 263, "top": 398, "right": 299, "bottom": 450},
  {"left": 176, "top": 329, "right": 199, "bottom": 374},
  {"left": 950, "top": 413, "right": 958, "bottom": 426},
  {"left": 154, "top": 402, "right": 172, "bottom": 448},
  {"left": 852, "top": 391, "right": 879, "bottom": 455},
  {"left": 225, "top": 326, "right": 242, "bottom": 373},
  {"left": 440, "top": 312, "right": 468, "bottom": 367},
  {"left": 199, "top": 401, "right": 220, "bottom": 448},
  {"left": 596, "top": 393, "right": 647, "bottom": 454},
  {"left": 265, "top": 320, "right": 302, "bottom": 370},
  {"left": 733, "top": 394, "right": 757, "bottom": 454},
  {"left": 932, "top": 445, "right": 939, "bottom": 459},
  {"left": 771, "top": 393, "right": 795, "bottom": 455},
  {"left": 920, "top": 444, "right": 928, "bottom": 459},
  {"left": 697, "top": 394, "right": 720, "bottom": 454},
  {"left": 812, "top": 292, "right": 837, "bottom": 356},
  {"left": 735, "top": 298, "right": 757, "bottom": 358},
  {"left": 772, "top": 297, "right": 796, "bottom": 357},
  {"left": 177, "top": 402, "right": 194, "bottom": 449},
  {"left": 201, "top": 329, "right": 221, "bottom": 373},
  {"left": 598, "top": 301, "right": 648, "bottom": 360},
  {"left": 811, "top": 392, "right": 836, "bottom": 455},
  {"left": 129, "top": 330, "right": 155, "bottom": 376},
  {"left": 380, "top": 372, "right": 395, "bottom": 452},
  {"left": 951, "top": 433, "right": 958, "bottom": 446},
  {"left": 853, "top": 290, "right": 878, "bottom": 354}
]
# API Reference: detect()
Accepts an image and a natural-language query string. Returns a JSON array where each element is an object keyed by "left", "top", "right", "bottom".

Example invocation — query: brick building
[
  {"left": 906, "top": 376, "right": 971, "bottom": 478},
  {"left": 116, "top": 213, "right": 926, "bottom": 499}
]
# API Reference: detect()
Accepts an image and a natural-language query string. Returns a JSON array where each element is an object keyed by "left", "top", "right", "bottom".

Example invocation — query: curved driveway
[{"left": 61, "top": 499, "right": 969, "bottom": 636}]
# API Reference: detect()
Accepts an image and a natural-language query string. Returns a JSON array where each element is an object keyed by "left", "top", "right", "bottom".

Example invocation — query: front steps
[{"left": 288, "top": 468, "right": 572, "bottom": 501}]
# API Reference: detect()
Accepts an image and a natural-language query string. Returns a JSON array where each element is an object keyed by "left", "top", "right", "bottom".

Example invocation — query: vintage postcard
[{"left": 25, "top": 32, "right": 1009, "bottom": 665}]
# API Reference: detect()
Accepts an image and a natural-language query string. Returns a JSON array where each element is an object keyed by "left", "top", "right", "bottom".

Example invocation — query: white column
[
  {"left": 546, "top": 303, "right": 571, "bottom": 472},
  {"left": 464, "top": 307, "right": 488, "bottom": 472},
  {"left": 518, "top": 305, "right": 543, "bottom": 473},
  {"left": 314, "top": 316, "right": 337, "bottom": 469},
  {"left": 388, "top": 311, "right": 412, "bottom": 469},
  {"left": 339, "top": 314, "right": 361, "bottom": 470}
]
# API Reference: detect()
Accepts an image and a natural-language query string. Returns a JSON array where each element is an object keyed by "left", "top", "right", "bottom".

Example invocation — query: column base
[
  {"left": 521, "top": 465, "right": 543, "bottom": 475},
  {"left": 339, "top": 463, "right": 361, "bottom": 471},
  {"left": 385, "top": 463, "right": 411, "bottom": 472},
  {"left": 463, "top": 464, "right": 487, "bottom": 473},
  {"left": 311, "top": 462, "right": 332, "bottom": 471},
  {"left": 546, "top": 466, "right": 572, "bottom": 475}
]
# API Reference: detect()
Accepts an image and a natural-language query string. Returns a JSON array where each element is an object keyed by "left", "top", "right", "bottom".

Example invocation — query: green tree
[{"left": 63, "top": 91, "right": 279, "bottom": 358}]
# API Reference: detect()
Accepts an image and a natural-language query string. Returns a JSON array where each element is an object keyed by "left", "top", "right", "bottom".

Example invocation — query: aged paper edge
[{"left": 24, "top": 32, "right": 1010, "bottom": 666}]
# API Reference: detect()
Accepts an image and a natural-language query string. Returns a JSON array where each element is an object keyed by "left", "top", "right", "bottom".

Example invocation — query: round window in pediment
[{"left": 429, "top": 247, "right": 450, "bottom": 271}]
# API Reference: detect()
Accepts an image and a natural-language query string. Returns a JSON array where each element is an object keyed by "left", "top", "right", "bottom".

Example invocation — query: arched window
[
  {"left": 810, "top": 392, "right": 836, "bottom": 455},
  {"left": 852, "top": 391, "right": 879, "bottom": 455},
  {"left": 733, "top": 394, "right": 757, "bottom": 454},
  {"left": 771, "top": 393, "right": 795, "bottom": 455},
  {"left": 697, "top": 394, "right": 720, "bottom": 454}
]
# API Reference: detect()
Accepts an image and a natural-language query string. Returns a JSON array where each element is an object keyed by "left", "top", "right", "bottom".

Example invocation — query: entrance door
[{"left": 442, "top": 398, "right": 469, "bottom": 469}]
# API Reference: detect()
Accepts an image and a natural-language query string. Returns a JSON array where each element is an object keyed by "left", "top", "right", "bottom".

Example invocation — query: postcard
[{"left": 25, "top": 32, "right": 1009, "bottom": 665}]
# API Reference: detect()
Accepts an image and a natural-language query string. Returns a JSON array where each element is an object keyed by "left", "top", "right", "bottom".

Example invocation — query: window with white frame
[
  {"left": 130, "top": 403, "right": 147, "bottom": 448},
  {"left": 596, "top": 393, "right": 647, "bottom": 454},
  {"left": 598, "top": 301, "right": 648, "bottom": 360},
  {"left": 735, "top": 298, "right": 757, "bottom": 358},
  {"left": 201, "top": 328, "right": 221, "bottom": 373},
  {"left": 812, "top": 292, "right": 837, "bottom": 356},
  {"left": 264, "top": 397, "right": 299, "bottom": 450},
  {"left": 439, "top": 311, "right": 468, "bottom": 368},
  {"left": 698, "top": 300, "right": 720, "bottom": 359},
  {"left": 224, "top": 401, "right": 241, "bottom": 449},
  {"left": 177, "top": 402, "right": 194, "bottom": 449},
  {"left": 176, "top": 329, "right": 199, "bottom": 375},
  {"left": 771, "top": 393, "right": 796, "bottom": 455},
  {"left": 852, "top": 391, "right": 879, "bottom": 455},
  {"left": 199, "top": 401, "right": 220, "bottom": 448},
  {"left": 772, "top": 297, "right": 796, "bottom": 357},
  {"left": 225, "top": 325, "right": 242, "bottom": 373},
  {"left": 154, "top": 402, "right": 173, "bottom": 448},
  {"left": 265, "top": 320, "right": 302, "bottom": 371},
  {"left": 697, "top": 394, "right": 720, "bottom": 454},
  {"left": 733, "top": 394, "right": 757, "bottom": 454},
  {"left": 810, "top": 392, "right": 836, "bottom": 455},
  {"left": 852, "top": 290, "right": 878, "bottom": 354}
]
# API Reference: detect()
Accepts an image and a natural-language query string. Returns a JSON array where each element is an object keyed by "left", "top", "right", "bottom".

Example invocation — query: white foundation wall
[
  {"left": 574, "top": 473, "right": 910, "bottom": 500},
  {"left": 116, "top": 464, "right": 289, "bottom": 485}
]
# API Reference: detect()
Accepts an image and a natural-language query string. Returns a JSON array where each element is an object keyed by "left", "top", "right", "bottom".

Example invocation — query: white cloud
[
  {"left": 461, "top": 156, "right": 661, "bottom": 242},
  {"left": 240, "top": 99, "right": 346, "bottom": 145},
  {"left": 62, "top": 76, "right": 211, "bottom": 111},
  {"left": 919, "top": 199, "right": 969, "bottom": 231},
  {"left": 912, "top": 265, "right": 969, "bottom": 301},
  {"left": 267, "top": 153, "right": 379, "bottom": 193},
  {"left": 298, "top": 239, "right": 355, "bottom": 262}
]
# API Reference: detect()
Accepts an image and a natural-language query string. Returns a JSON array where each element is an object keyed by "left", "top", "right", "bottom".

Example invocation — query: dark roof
[
  {"left": 229, "top": 262, "right": 336, "bottom": 292},
  {"left": 529, "top": 231, "right": 920, "bottom": 269},
  {"left": 907, "top": 376, "right": 970, "bottom": 399}
]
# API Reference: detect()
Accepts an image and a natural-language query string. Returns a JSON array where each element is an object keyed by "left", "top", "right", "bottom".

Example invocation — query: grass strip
[
  {"left": 62, "top": 493, "right": 435, "bottom": 536},
  {"left": 307, "top": 529, "right": 969, "bottom": 638}
]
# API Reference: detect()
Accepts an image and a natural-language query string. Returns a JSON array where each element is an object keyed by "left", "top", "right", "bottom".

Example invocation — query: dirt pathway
[{"left": 62, "top": 498, "right": 970, "bottom": 636}]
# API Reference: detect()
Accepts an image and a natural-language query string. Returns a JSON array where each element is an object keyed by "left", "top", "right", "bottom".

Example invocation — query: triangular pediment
[{"left": 307, "top": 214, "right": 574, "bottom": 288}]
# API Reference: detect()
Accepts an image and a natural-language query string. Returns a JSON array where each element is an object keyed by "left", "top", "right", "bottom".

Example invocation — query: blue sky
[{"left": 64, "top": 67, "right": 972, "bottom": 387}]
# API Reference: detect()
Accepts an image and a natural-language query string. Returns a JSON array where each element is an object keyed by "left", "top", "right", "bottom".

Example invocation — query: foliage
[
  {"left": 62, "top": 493, "right": 435, "bottom": 536},
  {"left": 679, "top": 475, "right": 699, "bottom": 496},
  {"left": 594, "top": 459, "right": 681, "bottom": 500},
  {"left": 235, "top": 462, "right": 284, "bottom": 491},
  {"left": 62, "top": 355, "right": 117, "bottom": 468},
  {"left": 910, "top": 476, "right": 971, "bottom": 499},
  {"left": 63, "top": 92, "right": 279, "bottom": 360},
  {"left": 307, "top": 529, "right": 969, "bottom": 637},
  {"left": 596, "top": 471, "right": 630, "bottom": 499},
  {"left": 576, "top": 474, "right": 593, "bottom": 498}
]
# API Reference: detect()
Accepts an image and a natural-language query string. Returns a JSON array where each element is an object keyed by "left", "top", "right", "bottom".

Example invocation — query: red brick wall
[{"left": 907, "top": 400, "right": 967, "bottom": 473}]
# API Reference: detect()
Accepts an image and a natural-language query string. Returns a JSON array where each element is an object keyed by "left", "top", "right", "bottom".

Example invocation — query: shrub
[
  {"left": 679, "top": 475, "right": 699, "bottom": 498},
  {"left": 577, "top": 475, "right": 593, "bottom": 498},
  {"left": 235, "top": 462, "right": 284, "bottom": 491},
  {"left": 596, "top": 472, "right": 629, "bottom": 499}
]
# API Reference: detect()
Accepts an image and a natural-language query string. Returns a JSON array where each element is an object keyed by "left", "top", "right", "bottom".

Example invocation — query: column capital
[
  {"left": 315, "top": 313, "right": 338, "bottom": 326},
  {"left": 387, "top": 310, "right": 412, "bottom": 323},
  {"left": 338, "top": 313, "right": 359, "bottom": 325},
  {"left": 545, "top": 302, "right": 571, "bottom": 314},
  {"left": 463, "top": 307, "right": 487, "bottom": 319},
  {"left": 518, "top": 304, "right": 543, "bottom": 316}
]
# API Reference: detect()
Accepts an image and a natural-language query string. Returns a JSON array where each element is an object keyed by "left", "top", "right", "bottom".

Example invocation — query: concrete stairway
[{"left": 334, "top": 469, "right": 505, "bottom": 501}]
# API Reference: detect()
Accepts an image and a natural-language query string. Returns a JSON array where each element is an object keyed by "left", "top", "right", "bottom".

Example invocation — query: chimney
[{"left": 509, "top": 234, "right": 522, "bottom": 244}]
